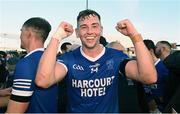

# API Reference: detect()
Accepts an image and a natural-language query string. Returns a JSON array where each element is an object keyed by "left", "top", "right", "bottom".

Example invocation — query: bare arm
[
  {"left": 0, "top": 96, "right": 10, "bottom": 107},
  {"left": 0, "top": 87, "right": 11, "bottom": 107},
  {"left": 6, "top": 100, "right": 29, "bottom": 113},
  {"left": 0, "top": 87, "right": 11, "bottom": 97},
  {"left": 35, "top": 22, "right": 74, "bottom": 88},
  {"left": 116, "top": 19, "right": 157, "bottom": 84}
]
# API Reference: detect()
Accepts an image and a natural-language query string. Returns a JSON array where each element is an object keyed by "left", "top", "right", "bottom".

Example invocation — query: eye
[
  {"left": 92, "top": 25, "right": 97, "bottom": 28},
  {"left": 80, "top": 26, "right": 88, "bottom": 30}
]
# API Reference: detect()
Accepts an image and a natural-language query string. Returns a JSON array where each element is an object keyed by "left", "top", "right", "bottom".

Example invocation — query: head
[
  {"left": 143, "top": 39, "right": 156, "bottom": 53},
  {"left": 20, "top": 17, "right": 51, "bottom": 49},
  {"left": 155, "top": 41, "right": 171, "bottom": 59},
  {"left": 107, "top": 41, "right": 125, "bottom": 51},
  {"left": 60, "top": 42, "right": 72, "bottom": 53},
  {"left": 75, "top": 9, "right": 103, "bottom": 49},
  {"left": 99, "top": 36, "right": 108, "bottom": 46}
]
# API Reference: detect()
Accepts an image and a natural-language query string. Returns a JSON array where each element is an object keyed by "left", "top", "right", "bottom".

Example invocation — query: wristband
[{"left": 131, "top": 34, "right": 143, "bottom": 44}]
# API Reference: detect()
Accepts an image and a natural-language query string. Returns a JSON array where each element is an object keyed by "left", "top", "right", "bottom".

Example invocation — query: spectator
[
  {"left": 106, "top": 41, "right": 125, "bottom": 52},
  {"left": 143, "top": 39, "right": 169, "bottom": 112},
  {"left": 155, "top": 40, "right": 180, "bottom": 113},
  {"left": 108, "top": 40, "right": 148, "bottom": 112}
]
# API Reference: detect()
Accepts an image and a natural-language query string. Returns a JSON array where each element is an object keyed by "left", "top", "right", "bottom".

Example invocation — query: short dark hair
[
  {"left": 61, "top": 42, "right": 72, "bottom": 52},
  {"left": 99, "top": 36, "right": 108, "bottom": 46},
  {"left": 23, "top": 17, "right": 51, "bottom": 43},
  {"left": 143, "top": 39, "right": 156, "bottom": 52},
  {"left": 158, "top": 41, "right": 172, "bottom": 49},
  {"left": 77, "top": 9, "right": 101, "bottom": 27}
]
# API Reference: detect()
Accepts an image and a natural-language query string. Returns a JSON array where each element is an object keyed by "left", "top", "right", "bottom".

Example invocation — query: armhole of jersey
[
  {"left": 57, "top": 61, "right": 68, "bottom": 73},
  {"left": 10, "top": 94, "right": 31, "bottom": 102},
  {"left": 119, "top": 59, "right": 131, "bottom": 76}
]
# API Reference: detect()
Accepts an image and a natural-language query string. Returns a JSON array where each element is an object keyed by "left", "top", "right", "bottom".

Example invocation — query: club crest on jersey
[
  {"left": 89, "top": 63, "right": 100, "bottom": 73},
  {"left": 73, "top": 64, "right": 84, "bottom": 71},
  {"left": 106, "top": 59, "right": 114, "bottom": 70}
]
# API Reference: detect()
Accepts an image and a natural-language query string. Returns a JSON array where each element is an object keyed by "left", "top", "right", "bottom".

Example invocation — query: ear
[
  {"left": 75, "top": 28, "right": 79, "bottom": 38},
  {"left": 149, "top": 49, "right": 154, "bottom": 55},
  {"left": 150, "top": 49, "right": 154, "bottom": 53},
  {"left": 25, "top": 28, "right": 32, "bottom": 39}
]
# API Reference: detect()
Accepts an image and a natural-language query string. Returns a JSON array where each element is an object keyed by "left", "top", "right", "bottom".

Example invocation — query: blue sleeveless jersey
[
  {"left": 11, "top": 49, "right": 58, "bottom": 113},
  {"left": 58, "top": 47, "right": 128, "bottom": 113}
]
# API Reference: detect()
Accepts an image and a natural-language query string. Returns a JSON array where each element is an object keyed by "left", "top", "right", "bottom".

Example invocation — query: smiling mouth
[{"left": 86, "top": 36, "right": 95, "bottom": 40}]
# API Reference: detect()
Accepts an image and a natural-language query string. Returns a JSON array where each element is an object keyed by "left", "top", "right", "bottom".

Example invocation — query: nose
[{"left": 87, "top": 27, "right": 93, "bottom": 34}]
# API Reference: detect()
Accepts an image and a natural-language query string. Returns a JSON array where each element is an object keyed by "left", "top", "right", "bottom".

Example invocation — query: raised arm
[
  {"left": 35, "top": 22, "right": 74, "bottom": 88},
  {"left": 116, "top": 19, "right": 157, "bottom": 84}
]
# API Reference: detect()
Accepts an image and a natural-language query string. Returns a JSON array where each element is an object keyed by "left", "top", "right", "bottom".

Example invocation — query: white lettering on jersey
[
  {"left": 72, "top": 76, "right": 115, "bottom": 97},
  {"left": 89, "top": 63, "right": 100, "bottom": 73},
  {"left": 73, "top": 64, "right": 84, "bottom": 71}
]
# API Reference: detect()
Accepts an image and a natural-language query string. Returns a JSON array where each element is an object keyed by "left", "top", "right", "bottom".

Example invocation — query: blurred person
[
  {"left": 155, "top": 41, "right": 172, "bottom": 60},
  {"left": 60, "top": 42, "right": 72, "bottom": 54},
  {"left": 99, "top": 36, "right": 108, "bottom": 46},
  {"left": 107, "top": 41, "right": 125, "bottom": 52},
  {"left": 6, "top": 17, "right": 58, "bottom": 113},
  {"left": 143, "top": 39, "right": 169, "bottom": 112},
  {"left": 108, "top": 41, "right": 149, "bottom": 112},
  {"left": 0, "top": 59, "right": 9, "bottom": 89},
  {"left": 155, "top": 40, "right": 180, "bottom": 113},
  {"left": 35, "top": 9, "right": 157, "bottom": 113}
]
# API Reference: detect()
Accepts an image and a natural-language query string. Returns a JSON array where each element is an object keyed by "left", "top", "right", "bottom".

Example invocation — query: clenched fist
[
  {"left": 116, "top": 19, "right": 139, "bottom": 38},
  {"left": 53, "top": 21, "right": 74, "bottom": 41}
]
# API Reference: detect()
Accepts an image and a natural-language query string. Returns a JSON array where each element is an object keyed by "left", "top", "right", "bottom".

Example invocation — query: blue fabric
[
  {"left": 12, "top": 50, "right": 58, "bottom": 113},
  {"left": 58, "top": 47, "right": 128, "bottom": 113}
]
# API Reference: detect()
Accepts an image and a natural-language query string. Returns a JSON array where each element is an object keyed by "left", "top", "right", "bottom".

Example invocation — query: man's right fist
[{"left": 53, "top": 21, "right": 74, "bottom": 41}]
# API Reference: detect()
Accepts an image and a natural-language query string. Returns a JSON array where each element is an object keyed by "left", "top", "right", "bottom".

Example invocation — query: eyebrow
[{"left": 80, "top": 22, "right": 100, "bottom": 27}]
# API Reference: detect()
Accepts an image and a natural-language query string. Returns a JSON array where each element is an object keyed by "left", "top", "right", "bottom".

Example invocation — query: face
[
  {"left": 155, "top": 42, "right": 163, "bottom": 58},
  {"left": 20, "top": 27, "right": 29, "bottom": 49},
  {"left": 76, "top": 15, "right": 103, "bottom": 49}
]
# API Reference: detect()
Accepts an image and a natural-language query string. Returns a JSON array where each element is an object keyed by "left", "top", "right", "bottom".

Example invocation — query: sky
[{"left": 0, "top": 0, "right": 179, "bottom": 50}]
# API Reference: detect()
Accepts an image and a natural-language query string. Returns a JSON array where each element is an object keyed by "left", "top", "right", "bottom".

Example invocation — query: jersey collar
[
  {"left": 80, "top": 46, "right": 105, "bottom": 62},
  {"left": 24, "top": 48, "right": 44, "bottom": 58}
]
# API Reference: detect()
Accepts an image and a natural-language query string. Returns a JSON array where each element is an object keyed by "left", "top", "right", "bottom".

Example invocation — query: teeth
[{"left": 86, "top": 36, "right": 94, "bottom": 39}]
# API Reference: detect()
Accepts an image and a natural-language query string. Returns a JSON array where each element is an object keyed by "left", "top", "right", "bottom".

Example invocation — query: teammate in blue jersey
[
  {"left": 143, "top": 39, "right": 169, "bottom": 112},
  {"left": 36, "top": 9, "right": 157, "bottom": 112},
  {"left": 6, "top": 17, "right": 58, "bottom": 113}
]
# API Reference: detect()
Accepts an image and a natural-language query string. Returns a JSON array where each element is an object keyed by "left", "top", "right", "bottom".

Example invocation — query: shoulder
[{"left": 164, "top": 50, "right": 180, "bottom": 65}]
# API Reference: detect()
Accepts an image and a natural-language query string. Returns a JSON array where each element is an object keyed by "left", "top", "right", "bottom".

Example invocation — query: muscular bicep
[
  {"left": 6, "top": 100, "right": 29, "bottom": 113},
  {"left": 125, "top": 60, "right": 139, "bottom": 81},
  {"left": 54, "top": 62, "right": 67, "bottom": 83}
]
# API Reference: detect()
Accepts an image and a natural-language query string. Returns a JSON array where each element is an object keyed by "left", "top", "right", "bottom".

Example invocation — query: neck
[
  {"left": 82, "top": 44, "right": 103, "bottom": 58},
  {"left": 27, "top": 42, "right": 44, "bottom": 53},
  {"left": 161, "top": 51, "right": 170, "bottom": 60}
]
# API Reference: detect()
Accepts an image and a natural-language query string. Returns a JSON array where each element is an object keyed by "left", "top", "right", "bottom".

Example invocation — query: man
[
  {"left": 143, "top": 39, "right": 169, "bottom": 112},
  {"left": 6, "top": 17, "right": 58, "bottom": 113},
  {"left": 36, "top": 9, "right": 157, "bottom": 112},
  {"left": 107, "top": 41, "right": 126, "bottom": 52},
  {"left": 155, "top": 41, "right": 180, "bottom": 112}
]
